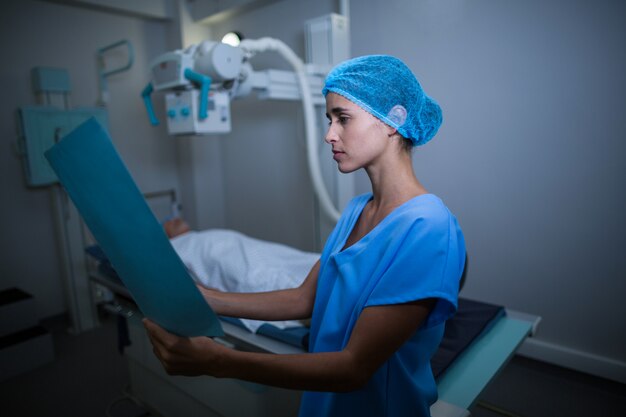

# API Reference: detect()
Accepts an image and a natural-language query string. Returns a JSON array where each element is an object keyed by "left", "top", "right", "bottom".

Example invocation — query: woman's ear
[{"left": 383, "top": 123, "right": 399, "bottom": 138}]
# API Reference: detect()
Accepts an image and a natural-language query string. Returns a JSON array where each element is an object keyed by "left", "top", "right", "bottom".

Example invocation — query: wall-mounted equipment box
[{"left": 16, "top": 107, "right": 108, "bottom": 187}]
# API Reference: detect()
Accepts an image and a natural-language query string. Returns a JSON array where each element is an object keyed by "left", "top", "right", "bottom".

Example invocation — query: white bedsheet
[{"left": 170, "top": 229, "right": 319, "bottom": 332}]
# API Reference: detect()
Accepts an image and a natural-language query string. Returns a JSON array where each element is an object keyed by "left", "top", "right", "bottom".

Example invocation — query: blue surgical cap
[{"left": 322, "top": 55, "right": 442, "bottom": 146}]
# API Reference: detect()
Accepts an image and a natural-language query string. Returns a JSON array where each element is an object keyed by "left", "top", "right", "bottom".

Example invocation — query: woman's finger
[
  {"left": 142, "top": 320, "right": 160, "bottom": 345},
  {"left": 143, "top": 318, "right": 179, "bottom": 354}
]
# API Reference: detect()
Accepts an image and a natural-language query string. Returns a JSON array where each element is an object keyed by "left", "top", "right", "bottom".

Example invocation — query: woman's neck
[{"left": 365, "top": 155, "right": 427, "bottom": 216}]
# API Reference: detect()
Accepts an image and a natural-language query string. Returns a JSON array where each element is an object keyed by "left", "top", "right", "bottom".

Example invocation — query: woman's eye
[{"left": 327, "top": 116, "right": 349, "bottom": 125}]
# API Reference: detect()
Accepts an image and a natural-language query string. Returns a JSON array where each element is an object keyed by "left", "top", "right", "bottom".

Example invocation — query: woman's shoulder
[
  {"left": 397, "top": 193, "right": 450, "bottom": 222},
  {"left": 343, "top": 192, "right": 452, "bottom": 228},
  {"left": 386, "top": 194, "right": 462, "bottom": 242}
]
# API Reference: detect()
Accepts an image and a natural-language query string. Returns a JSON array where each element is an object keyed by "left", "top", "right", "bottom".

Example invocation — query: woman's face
[{"left": 324, "top": 93, "right": 391, "bottom": 173}]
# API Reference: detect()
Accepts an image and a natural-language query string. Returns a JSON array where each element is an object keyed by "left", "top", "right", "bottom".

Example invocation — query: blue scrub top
[{"left": 299, "top": 193, "right": 465, "bottom": 417}]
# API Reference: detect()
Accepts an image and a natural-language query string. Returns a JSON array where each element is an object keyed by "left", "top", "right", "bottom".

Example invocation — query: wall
[{"left": 0, "top": 0, "right": 179, "bottom": 319}]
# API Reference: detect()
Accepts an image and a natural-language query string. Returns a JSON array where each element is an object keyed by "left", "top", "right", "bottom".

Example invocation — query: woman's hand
[
  {"left": 196, "top": 283, "right": 219, "bottom": 297},
  {"left": 143, "top": 318, "right": 227, "bottom": 377}
]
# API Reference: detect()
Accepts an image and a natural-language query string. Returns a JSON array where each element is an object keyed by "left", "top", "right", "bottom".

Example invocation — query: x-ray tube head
[
  {"left": 151, "top": 51, "right": 195, "bottom": 91},
  {"left": 194, "top": 41, "right": 243, "bottom": 82}
]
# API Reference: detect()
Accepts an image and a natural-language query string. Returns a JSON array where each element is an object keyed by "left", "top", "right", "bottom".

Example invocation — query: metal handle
[
  {"left": 98, "top": 39, "right": 134, "bottom": 78},
  {"left": 184, "top": 68, "right": 212, "bottom": 120},
  {"left": 98, "top": 39, "right": 134, "bottom": 105},
  {"left": 102, "top": 301, "right": 135, "bottom": 318}
]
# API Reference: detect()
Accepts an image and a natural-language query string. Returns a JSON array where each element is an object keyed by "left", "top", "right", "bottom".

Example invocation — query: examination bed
[{"left": 87, "top": 246, "right": 539, "bottom": 417}]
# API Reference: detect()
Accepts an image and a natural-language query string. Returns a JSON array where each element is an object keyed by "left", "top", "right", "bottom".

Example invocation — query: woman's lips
[{"left": 332, "top": 150, "right": 345, "bottom": 161}]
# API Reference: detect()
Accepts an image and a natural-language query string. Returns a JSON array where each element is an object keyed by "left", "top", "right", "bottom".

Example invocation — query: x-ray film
[{"left": 45, "top": 118, "right": 223, "bottom": 337}]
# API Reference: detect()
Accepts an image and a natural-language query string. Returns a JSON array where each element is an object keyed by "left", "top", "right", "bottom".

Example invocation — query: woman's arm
[
  {"left": 198, "top": 260, "right": 320, "bottom": 322},
  {"left": 144, "top": 297, "right": 435, "bottom": 392}
]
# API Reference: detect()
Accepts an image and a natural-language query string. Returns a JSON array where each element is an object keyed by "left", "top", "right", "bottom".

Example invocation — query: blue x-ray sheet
[{"left": 45, "top": 118, "right": 223, "bottom": 337}]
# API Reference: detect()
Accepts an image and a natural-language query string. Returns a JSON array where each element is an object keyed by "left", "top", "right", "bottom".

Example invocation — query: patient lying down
[{"left": 164, "top": 218, "right": 319, "bottom": 333}]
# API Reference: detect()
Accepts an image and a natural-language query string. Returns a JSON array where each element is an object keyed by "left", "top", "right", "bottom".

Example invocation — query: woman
[{"left": 144, "top": 55, "right": 465, "bottom": 417}]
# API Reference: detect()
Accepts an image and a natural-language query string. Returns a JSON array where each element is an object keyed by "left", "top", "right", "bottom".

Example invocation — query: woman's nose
[{"left": 325, "top": 125, "right": 338, "bottom": 144}]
